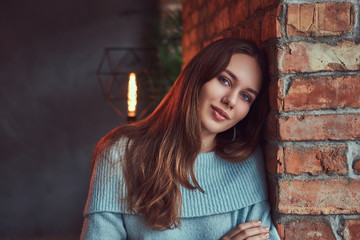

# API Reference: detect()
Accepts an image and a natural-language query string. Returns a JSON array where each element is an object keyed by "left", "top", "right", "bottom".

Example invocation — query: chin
[
  {"left": 201, "top": 119, "right": 233, "bottom": 135},
  {"left": 207, "top": 126, "right": 231, "bottom": 135}
]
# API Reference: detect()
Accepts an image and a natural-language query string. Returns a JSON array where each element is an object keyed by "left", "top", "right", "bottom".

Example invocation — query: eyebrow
[{"left": 224, "top": 69, "right": 259, "bottom": 97}]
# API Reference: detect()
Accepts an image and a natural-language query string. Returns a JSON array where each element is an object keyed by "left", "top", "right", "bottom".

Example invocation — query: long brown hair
[{"left": 93, "top": 38, "right": 269, "bottom": 230}]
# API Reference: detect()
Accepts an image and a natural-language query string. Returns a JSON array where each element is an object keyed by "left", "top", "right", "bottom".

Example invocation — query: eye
[
  {"left": 218, "top": 76, "right": 231, "bottom": 86},
  {"left": 240, "top": 93, "right": 252, "bottom": 103}
]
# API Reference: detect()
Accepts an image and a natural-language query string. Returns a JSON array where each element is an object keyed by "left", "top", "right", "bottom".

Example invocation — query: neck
[{"left": 200, "top": 132, "right": 216, "bottom": 153}]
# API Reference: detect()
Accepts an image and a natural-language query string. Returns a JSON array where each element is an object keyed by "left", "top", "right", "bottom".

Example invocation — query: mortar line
[
  {"left": 278, "top": 108, "right": 360, "bottom": 116},
  {"left": 283, "top": 0, "right": 359, "bottom": 5},
  {"left": 267, "top": 140, "right": 359, "bottom": 147},
  {"left": 346, "top": 141, "right": 360, "bottom": 178},
  {"left": 329, "top": 215, "right": 344, "bottom": 240},
  {"left": 278, "top": 71, "right": 360, "bottom": 79}
]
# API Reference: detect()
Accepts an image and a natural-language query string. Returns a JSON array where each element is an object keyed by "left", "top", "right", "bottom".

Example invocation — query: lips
[{"left": 211, "top": 105, "right": 230, "bottom": 120}]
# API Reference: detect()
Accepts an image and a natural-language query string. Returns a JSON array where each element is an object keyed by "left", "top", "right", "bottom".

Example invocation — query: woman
[{"left": 81, "top": 38, "right": 280, "bottom": 240}]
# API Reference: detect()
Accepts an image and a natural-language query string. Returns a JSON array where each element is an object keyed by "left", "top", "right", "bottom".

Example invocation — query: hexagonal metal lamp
[{"left": 96, "top": 47, "right": 161, "bottom": 121}]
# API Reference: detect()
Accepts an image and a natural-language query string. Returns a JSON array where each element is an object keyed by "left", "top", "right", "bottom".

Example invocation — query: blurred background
[{"left": 0, "top": 0, "right": 181, "bottom": 239}]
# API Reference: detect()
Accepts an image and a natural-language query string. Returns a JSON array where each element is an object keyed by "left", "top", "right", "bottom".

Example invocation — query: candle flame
[{"left": 127, "top": 72, "right": 137, "bottom": 117}]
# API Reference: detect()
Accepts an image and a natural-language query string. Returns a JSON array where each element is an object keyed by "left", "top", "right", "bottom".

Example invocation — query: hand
[{"left": 221, "top": 220, "right": 270, "bottom": 240}]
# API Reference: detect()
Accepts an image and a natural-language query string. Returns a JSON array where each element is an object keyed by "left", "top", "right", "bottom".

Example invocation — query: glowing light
[{"left": 127, "top": 72, "right": 137, "bottom": 117}]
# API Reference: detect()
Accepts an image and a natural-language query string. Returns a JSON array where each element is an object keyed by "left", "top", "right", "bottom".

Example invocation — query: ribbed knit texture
[
  {"left": 84, "top": 142, "right": 268, "bottom": 218},
  {"left": 81, "top": 142, "right": 281, "bottom": 239},
  {"left": 85, "top": 139, "right": 127, "bottom": 215},
  {"left": 180, "top": 150, "right": 267, "bottom": 217}
]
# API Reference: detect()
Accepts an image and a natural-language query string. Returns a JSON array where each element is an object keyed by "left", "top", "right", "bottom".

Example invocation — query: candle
[{"left": 127, "top": 72, "right": 137, "bottom": 119}]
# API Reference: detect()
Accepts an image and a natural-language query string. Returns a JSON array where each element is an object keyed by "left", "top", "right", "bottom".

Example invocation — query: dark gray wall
[{"left": 0, "top": 0, "right": 157, "bottom": 238}]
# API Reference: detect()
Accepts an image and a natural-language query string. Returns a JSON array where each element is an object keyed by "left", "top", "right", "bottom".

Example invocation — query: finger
[
  {"left": 245, "top": 232, "right": 270, "bottom": 240},
  {"left": 225, "top": 221, "right": 261, "bottom": 239},
  {"left": 233, "top": 226, "right": 269, "bottom": 240}
]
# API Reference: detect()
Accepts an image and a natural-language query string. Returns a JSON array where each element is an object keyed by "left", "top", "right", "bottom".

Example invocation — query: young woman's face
[{"left": 198, "top": 53, "right": 262, "bottom": 138}]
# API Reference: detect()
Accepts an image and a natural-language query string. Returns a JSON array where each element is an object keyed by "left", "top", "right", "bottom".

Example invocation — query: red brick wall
[{"left": 181, "top": 0, "right": 360, "bottom": 239}]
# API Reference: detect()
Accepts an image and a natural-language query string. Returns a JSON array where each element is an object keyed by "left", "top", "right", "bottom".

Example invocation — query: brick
[
  {"left": 215, "top": 15, "right": 223, "bottom": 35},
  {"left": 265, "top": 113, "right": 278, "bottom": 140},
  {"left": 284, "top": 145, "right": 347, "bottom": 175},
  {"left": 231, "top": 27, "right": 241, "bottom": 38},
  {"left": 250, "top": 0, "right": 279, "bottom": 13},
  {"left": 189, "top": 28, "right": 197, "bottom": 44},
  {"left": 182, "top": 34, "right": 191, "bottom": 49},
  {"left": 187, "top": 0, "right": 198, "bottom": 13},
  {"left": 229, "top": 0, "right": 249, "bottom": 28},
  {"left": 182, "top": 50, "right": 191, "bottom": 67},
  {"left": 207, "top": 0, "right": 219, "bottom": 16},
  {"left": 250, "top": 0, "right": 262, "bottom": 13},
  {"left": 285, "top": 218, "right": 336, "bottom": 240},
  {"left": 215, "top": 7, "right": 230, "bottom": 33},
  {"left": 197, "top": 26, "right": 207, "bottom": 44},
  {"left": 343, "top": 219, "right": 360, "bottom": 240},
  {"left": 287, "top": 2, "right": 354, "bottom": 36},
  {"left": 197, "top": 0, "right": 205, "bottom": 7},
  {"left": 206, "top": 17, "right": 217, "bottom": 38},
  {"left": 278, "top": 179, "right": 360, "bottom": 214},
  {"left": 283, "top": 75, "right": 360, "bottom": 111},
  {"left": 264, "top": 144, "right": 284, "bottom": 174},
  {"left": 353, "top": 159, "right": 360, "bottom": 175},
  {"left": 203, "top": 36, "right": 223, "bottom": 49},
  {"left": 222, "top": 29, "right": 232, "bottom": 38},
  {"left": 198, "top": 4, "right": 208, "bottom": 24},
  {"left": 191, "top": 10, "right": 199, "bottom": 26},
  {"left": 221, "top": 6, "right": 230, "bottom": 31},
  {"left": 236, "top": 25, "right": 247, "bottom": 39},
  {"left": 323, "top": 2, "right": 354, "bottom": 33},
  {"left": 261, "top": 6, "right": 282, "bottom": 42},
  {"left": 217, "top": 0, "right": 227, "bottom": 8},
  {"left": 286, "top": 3, "right": 313, "bottom": 37},
  {"left": 278, "top": 114, "right": 360, "bottom": 141},
  {"left": 275, "top": 222, "right": 284, "bottom": 240},
  {"left": 269, "top": 78, "right": 284, "bottom": 111},
  {"left": 241, "top": 17, "right": 261, "bottom": 46},
  {"left": 182, "top": 44, "right": 201, "bottom": 67},
  {"left": 182, "top": 16, "right": 192, "bottom": 33},
  {"left": 182, "top": 1, "right": 192, "bottom": 19},
  {"left": 278, "top": 41, "right": 360, "bottom": 73}
]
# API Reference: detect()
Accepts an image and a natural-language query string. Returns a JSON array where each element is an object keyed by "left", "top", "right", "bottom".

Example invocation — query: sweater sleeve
[
  {"left": 80, "top": 212, "right": 127, "bottom": 240},
  {"left": 236, "top": 200, "right": 280, "bottom": 240}
]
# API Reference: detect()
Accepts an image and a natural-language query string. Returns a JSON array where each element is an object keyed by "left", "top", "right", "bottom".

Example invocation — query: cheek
[
  {"left": 199, "top": 89, "right": 215, "bottom": 107},
  {"left": 235, "top": 105, "right": 251, "bottom": 121},
  {"left": 198, "top": 86, "right": 210, "bottom": 104}
]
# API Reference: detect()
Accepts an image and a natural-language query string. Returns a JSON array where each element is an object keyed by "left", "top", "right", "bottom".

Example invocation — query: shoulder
[
  {"left": 91, "top": 136, "right": 131, "bottom": 188},
  {"left": 91, "top": 136, "right": 134, "bottom": 176},
  {"left": 96, "top": 137, "right": 129, "bottom": 163},
  {"left": 84, "top": 137, "right": 129, "bottom": 215}
]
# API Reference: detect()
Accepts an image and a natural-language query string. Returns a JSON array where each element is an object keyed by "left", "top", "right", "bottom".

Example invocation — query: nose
[{"left": 221, "top": 92, "right": 237, "bottom": 109}]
